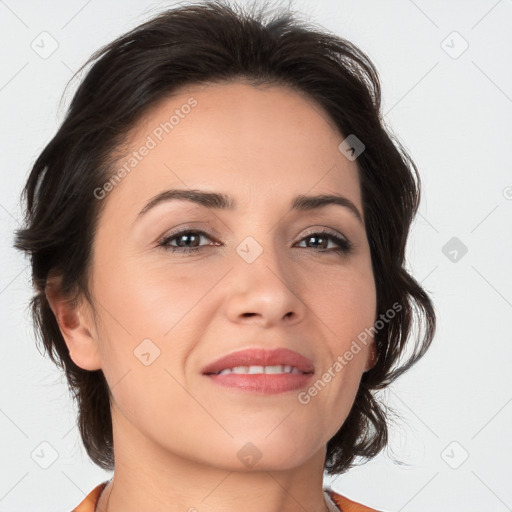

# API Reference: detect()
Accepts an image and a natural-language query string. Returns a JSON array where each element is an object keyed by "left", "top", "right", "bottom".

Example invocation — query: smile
[{"left": 215, "top": 365, "right": 306, "bottom": 375}]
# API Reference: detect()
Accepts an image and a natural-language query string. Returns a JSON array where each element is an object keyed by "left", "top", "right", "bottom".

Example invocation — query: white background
[{"left": 1, "top": 1, "right": 511, "bottom": 511}]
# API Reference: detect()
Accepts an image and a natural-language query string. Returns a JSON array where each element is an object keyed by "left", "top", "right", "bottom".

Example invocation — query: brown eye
[
  {"left": 296, "top": 230, "right": 352, "bottom": 254},
  {"left": 157, "top": 229, "right": 216, "bottom": 254},
  {"left": 157, "top": 228, "right": 352, "bottom": 256}
]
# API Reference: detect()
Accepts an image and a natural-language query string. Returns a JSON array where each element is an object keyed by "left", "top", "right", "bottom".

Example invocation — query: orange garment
[
  {"left": 328, "top": 490, "right": 379, "bottom": 512},
  {"left": 72, "top": 481, "right": 379, "bottom": 512},
  {"left": 72, "top": 481, "right": 108, "bottom": 512}
]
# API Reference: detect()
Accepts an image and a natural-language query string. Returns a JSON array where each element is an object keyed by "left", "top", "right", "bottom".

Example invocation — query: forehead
[{"left": 97, "top": 81, "right": 362, "bottom": 226}]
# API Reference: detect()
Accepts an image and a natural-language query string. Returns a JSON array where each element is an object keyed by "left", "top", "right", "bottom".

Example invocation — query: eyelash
[{"left": 156, "top": 228, "right": 353, "bottom": 256}]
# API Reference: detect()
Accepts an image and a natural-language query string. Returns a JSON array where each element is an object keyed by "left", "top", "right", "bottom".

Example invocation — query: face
[{"left": 74, "top": 81, "right": 377, "bottom": 471}]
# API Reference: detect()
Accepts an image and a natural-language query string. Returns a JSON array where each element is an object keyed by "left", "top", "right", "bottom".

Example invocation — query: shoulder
[
  {"left": 325, "top": 487, "right": 381, "bottom": 512},
  {"left": 71, "top": 481, "right": 109, "bottom": 512}
]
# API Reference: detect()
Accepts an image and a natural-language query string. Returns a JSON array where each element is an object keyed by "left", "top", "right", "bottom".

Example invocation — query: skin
[{"left": 47, "top": 81, "right": 377, "bottom": 512}]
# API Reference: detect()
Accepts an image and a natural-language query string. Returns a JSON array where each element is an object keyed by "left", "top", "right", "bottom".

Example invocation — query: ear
[
  {"left": 363, "top": 341, "right": 378, "bottom": 372},
  {"left": 45, "top": 275, "right": 102, "bottom": 371}
]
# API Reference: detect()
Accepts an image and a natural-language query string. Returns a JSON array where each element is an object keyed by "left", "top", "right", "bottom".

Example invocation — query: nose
[{"left": 224, "top": 241, "right": 307, "bottom": 327}]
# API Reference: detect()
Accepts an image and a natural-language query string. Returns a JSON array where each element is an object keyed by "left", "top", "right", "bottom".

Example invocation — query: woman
[{"left": 13, "top": 1, "right": 435, "bottom": 511}]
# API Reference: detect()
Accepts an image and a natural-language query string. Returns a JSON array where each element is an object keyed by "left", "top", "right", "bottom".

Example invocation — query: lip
[
  {"left": 201, "top": 347, "right": 315, "bottom": 375},
  {"left": 201, "top": 347, "right": 315, "bottom": 394}
]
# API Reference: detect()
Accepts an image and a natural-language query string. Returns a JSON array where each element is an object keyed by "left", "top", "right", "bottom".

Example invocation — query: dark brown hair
[{"left": 13, "top": 0, "right": 436, "bottom": 475}]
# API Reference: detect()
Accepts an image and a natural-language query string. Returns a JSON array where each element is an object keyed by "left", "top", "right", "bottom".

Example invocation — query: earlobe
[
  {"left": 45, "top": 276, "right": 102, "bottom": 371},
  {"left": 364, "top": 342, "right": 378, "bottom": 372}
]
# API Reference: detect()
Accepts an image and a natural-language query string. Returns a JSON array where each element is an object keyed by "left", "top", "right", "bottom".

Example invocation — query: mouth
[
  {"left": 211, "top": 364, "right": 307, "bottom": 375},
  {"left": 201, "top": 347, "right": 315, "bottom": 394}
]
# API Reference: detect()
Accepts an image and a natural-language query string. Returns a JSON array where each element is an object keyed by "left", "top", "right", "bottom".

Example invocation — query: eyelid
[
  {"left": 157, "top": 224, "right": 349, "bottom": 243},
  {"left": 157, "top": 222, "right": 219, "bottom": 241},
  {"left": 299, "top": 226, "right": 348, "bottom": 240}
]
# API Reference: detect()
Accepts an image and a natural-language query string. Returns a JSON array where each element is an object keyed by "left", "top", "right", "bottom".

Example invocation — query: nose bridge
[
  {"left": 235, "top": 231, "right": 275, "bottom": 280},
  {"left": 224, "top": 228, "right": 305, "bottom": 325},
  {"left": 234, "top": 221, "right": 287, "bottom": 279}
]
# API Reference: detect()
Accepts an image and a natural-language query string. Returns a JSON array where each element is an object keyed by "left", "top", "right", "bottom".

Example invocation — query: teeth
[
  {"left": 217, "top": 365, "right": 303, "bottom": 375},
  {"left": 264, "top": 365, "right": 282, "bottom": 374}
]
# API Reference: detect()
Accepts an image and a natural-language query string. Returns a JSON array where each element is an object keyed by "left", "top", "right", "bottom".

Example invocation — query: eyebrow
[{"left": 136, "top": 188, "right": 363, "bottom": 224}]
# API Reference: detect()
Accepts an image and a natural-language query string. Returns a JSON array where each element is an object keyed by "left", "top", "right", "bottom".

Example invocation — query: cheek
[
  {"left": 91, "top": 258, "right": 223, "bottom": 405},
  {"left": 306, "top": 256, "right": 376, "bottom": 342},
  {"left": 289, "top": 267, "right": 375, "bottom": 411},
  {"left": 93, "top": 254, "right": 213, "bottom": 339},
  {"left": 301, "top": 259, "right": 375, "bottom": 412}
]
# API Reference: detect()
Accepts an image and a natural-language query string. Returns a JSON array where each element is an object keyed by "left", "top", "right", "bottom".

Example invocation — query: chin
[{"left": 231, "top": 435, "right": 320, "bottom": 471}]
